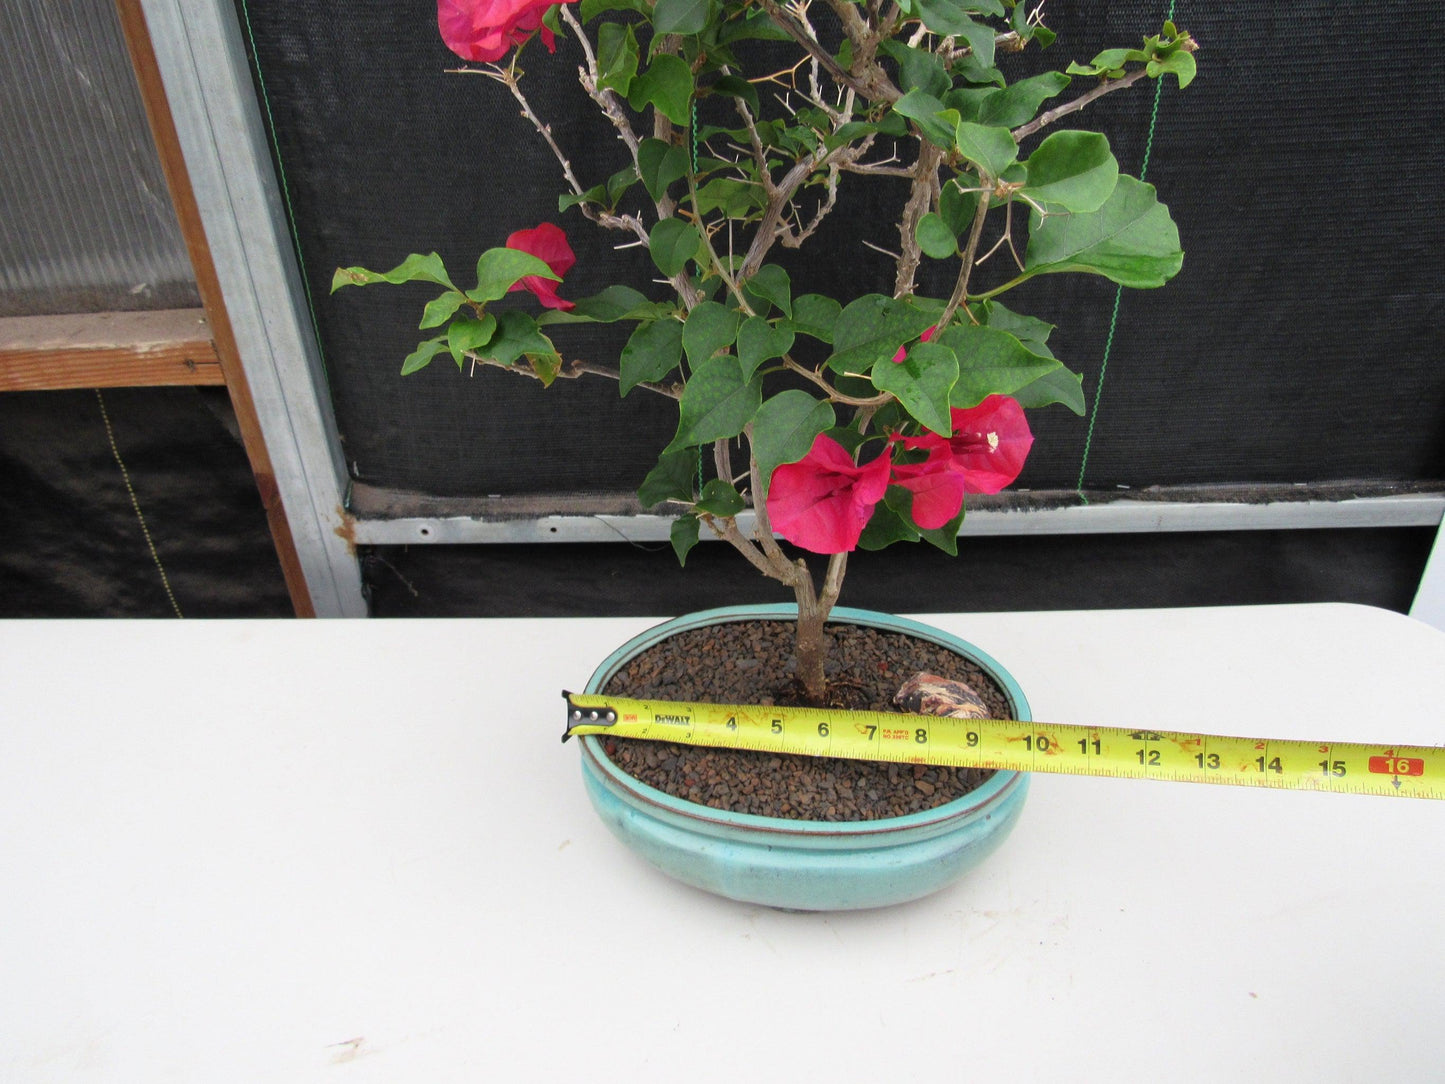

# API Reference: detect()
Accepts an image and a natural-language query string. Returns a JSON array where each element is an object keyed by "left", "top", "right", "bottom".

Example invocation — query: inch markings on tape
[{"left": 562, "top": 692, "right": 1444, "bottom": 800}]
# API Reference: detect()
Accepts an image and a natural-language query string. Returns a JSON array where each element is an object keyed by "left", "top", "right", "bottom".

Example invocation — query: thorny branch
[
  {"left": 471, "top": 64, "right": 655, "bottom": 248},
  {"left": 937, "top": 188, "right": 992, "bottom": 330},
  {"left": 782, "top": 356, "right": 892, "bottom": 407},
  {"left": 1012, "top": 66, "right": 1150, "bottom": 143},
  {"left": 892, "top": 141, "right": 941, "bottom": 298},
  {"left": 464, "top": 350, "right": 683, "bottom": 399}
]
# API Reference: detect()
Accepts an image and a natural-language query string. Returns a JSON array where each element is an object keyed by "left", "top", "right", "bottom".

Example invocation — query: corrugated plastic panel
[{"left": 0, "top": 0, "right": 199, "bottom": 316}]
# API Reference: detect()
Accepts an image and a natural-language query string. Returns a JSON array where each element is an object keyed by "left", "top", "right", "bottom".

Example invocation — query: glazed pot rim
[{"left": 580, "top": 603, "right": 1032, "bottom": 839}]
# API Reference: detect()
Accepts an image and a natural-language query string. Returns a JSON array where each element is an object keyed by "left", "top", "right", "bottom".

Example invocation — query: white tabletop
[{"left": 1, "top": 604, "right": 1443, "bottom": 1082}]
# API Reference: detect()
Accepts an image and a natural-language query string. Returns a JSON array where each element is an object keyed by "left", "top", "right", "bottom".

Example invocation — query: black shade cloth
[
  {"left": 236, "top": 0, "right": 1445, "bottom": 499},
  {"left": 0, "top": 388, "right": 292, "bottom": 618},
  {"left": 362, "top": 529, "right": 1438, "bottom": 617}
]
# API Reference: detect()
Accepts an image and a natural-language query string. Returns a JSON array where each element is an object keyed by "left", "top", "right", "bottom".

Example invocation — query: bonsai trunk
[
  {"left": 791, "top": 552, "right": 848, "bottom": 704},
  {"left": 722, "top": 440, "right": 849, "bottom": 704}
]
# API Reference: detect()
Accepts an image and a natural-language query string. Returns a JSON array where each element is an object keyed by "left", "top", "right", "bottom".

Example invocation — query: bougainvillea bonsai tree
[{"left": 335, "top": 0, "right": 1195, "bottom": 703}]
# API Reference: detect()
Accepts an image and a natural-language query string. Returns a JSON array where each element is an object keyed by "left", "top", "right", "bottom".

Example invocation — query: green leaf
[
  {"left": 825, "top": 119, "right": 880, "bottom": 151},
  {"left": 683, "top": 301, "right": 741, "bottom": 366},
  {"left": 530, "top": 352, "right": 563, "bottom": 387},
  {"left": 559, "top": 183, "right": 607, "bottom": 213},
  {"left": 606, "top": 165, "right": 639, "bottom": 206},
  {"left": 670, "top": 515, "right": 702, "bottom": 565},
  {"left": 937, "top": 324, "right": 1061, "bottom": 407},
  {"left": 717, "top": 8, "right": 793, "bottom": 43},
  {"left": 580, "top": 0, "right": 648, "bottom": 21},
  {"left": 979, "top": 300, "right": 1054, "bottom": 354},
  {"left": 1024, "top": 175, "right": 1183, "bottom": 288},
  {"left": 446, "top": 314, "right": 498, "bottom": 367},
  {"left": 419, "top": 290, "right": 468, "bottom": 329},
  {"left": 475, "top": 310, "right": 557, "bottom": 368},
  {"left": 332, "top": 251, "right": 455, "bottom": 293},
  {"left": 957, "top": 15, "right": 997, "bottom": 70},
  {"left": 871, "top": 340, "right": 958, "bottom": 435},
  {"left": 857, "top": 500, "right": 920, "bottom": 551},
  {"left": 916, "top": 213, "right": 957, "bottom": 259},
  {"left": 1010, "top": 365, "right": 1085, "bottom": 414},
  {"left": 880, "top": 41, "right": 950, "bottom": 99},
  {"left": 917, "top": 3, "right": 993, "bottom": 68},
  {"left": 736, "top": 317, "right": 794, "bottom": 380},
  {"left": 743, "top": 264, "right": 792, "bottom": 318},
  {"left": 954, "top": 121, "right": 1018, "bottom": 179},
  {"left": 974, "top": 71, "right": 1071, "bottom": 128},
  {"left": 597, "top": 22, "right": 639, "bottom": 93},
  {"left": 637, "top": 139, "right": 691, "bottom": 203},
  {"left": 913, "top": 0, "right": 973, "bottom": 40},
  {"left": 565, "top": 285, "right": 654, "bottom": 322},
  {"left": 872, "top": 486, "right": 965, "bottom": 555},
  {"left": 620, "top": 318, "right": 684, "bottom": 395},
  {"left": 649, "top": 217, "right": 702, "bottom": 277},
  {"left": 628, "top": 54, "right": 694, "bottom": 126},
  {"left": 467, "top": 248, "right": 559, "bottom": 304},
  {"left": 638, "top": 448, "right": 697, "bottom": 508},
  {"left": 694, "top": 479, "right": 745, "bottom": 517},
  {"left": 708, "top": 74, "right": 760, "bottom": 117},
  {"left": 827, "top": 294, "right": 938, "bottom": 374},
  {"left": 653, "top": 0, "right": 709, "bottom": 34},
  {"left": 943, "top": 86, "right": 993, "bottom": 125},
  {"left": 1149, "top": 49, "right": 1196, "bottom": 88},
  {"left": 940, "top": 181, "right": 980, "bottom": 236},
  {"left": 1021, "top": 130, "right": 1118, "bottom": 213},
  {"left": 666, "top": 353, "right": 762, "bottom": 451},
  {"left": 954, "top": 54, "right": 1006, "bottom": 89},
  {"left": 893, "top": 89, "right": 960, "bottom": 149},
  {"left": 1092, "top": 47, "right": 1148, "bottom": 69},
  {"left": 749, "top": 390, "right": 835, "bottom": 495},
  {"left": 400, "top": 337, "right": 448, "bottom": 375},
  {"left": 787, "top": 294, "right": 842, "bottom": 343},
  {"left": 693, "top": 177, "right": 767, "bottom": 217}
]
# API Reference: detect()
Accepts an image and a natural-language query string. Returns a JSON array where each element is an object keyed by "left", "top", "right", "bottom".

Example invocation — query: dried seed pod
[{"left": 893, "top": 672, "right": 989, "bottom": 719}]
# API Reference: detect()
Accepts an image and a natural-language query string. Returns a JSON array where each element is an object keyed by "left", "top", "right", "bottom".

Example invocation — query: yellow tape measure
[{"left": 563, "top": 692, "right": 1444, "bottom": 800}]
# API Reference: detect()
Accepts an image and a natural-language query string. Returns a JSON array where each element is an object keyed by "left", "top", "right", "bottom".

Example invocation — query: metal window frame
[
  {"left": 139, "top": 0, "right": 363, "bottom": 616},
  {"left": 139, "top": 0, "right": 1445, "bottom": 627}
]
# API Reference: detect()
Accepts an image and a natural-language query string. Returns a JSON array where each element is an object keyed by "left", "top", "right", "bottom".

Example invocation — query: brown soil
[{"left": 599, "top": 618, "right": 1014, "bottom": 821}]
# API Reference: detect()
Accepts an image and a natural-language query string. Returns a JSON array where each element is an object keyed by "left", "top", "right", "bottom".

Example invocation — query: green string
[
  {"left": 235, "top": 0, "right": 331, "bottom": 376},
  {"left": 1075, "top": 0, "right": 1177, "bottom": 503},
  {"left": 690, "top": 95, "right": 705, "bottom": 496}
]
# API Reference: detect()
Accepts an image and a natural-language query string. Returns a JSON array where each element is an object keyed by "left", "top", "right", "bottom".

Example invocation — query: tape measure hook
[{"left": 562, "top": 691, "right": 618, "bottom": 742}]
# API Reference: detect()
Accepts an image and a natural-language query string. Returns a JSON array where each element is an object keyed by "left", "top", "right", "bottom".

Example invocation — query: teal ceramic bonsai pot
[{"left": 578, "top": 604, "right": 1030, "bottom": 911}]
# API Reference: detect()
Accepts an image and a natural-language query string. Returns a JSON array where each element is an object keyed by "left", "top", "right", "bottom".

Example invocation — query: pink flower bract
[
  {"left": 888, "top": 443, "right": 968, "bottom": 529},
  {"left": 891, "top": 324, "right": 936, "bottom": 364},
  {"left": 505, "top": 222, "right": 576, "bottom": 311},
  {"left": 767, "top": 434, "right": 892, "bottom": 554},
  {"left": 438, "top": 0, "right": 568, "bottom": 64},
  {"left": 901, "top": 395, "right": 1034, "bottom": 495}
]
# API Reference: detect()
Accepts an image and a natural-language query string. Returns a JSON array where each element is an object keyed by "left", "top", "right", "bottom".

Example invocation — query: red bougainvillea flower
[
  {"left": 899, "top": 395, "right": 1034, "bottom": 495},
  {"left": 767, "top": 434, "right": 893, "bottom": 554},
  {"left": 438, "top": 0, "right": 569, "bottom": 64},
  {"left": 887, "top": 443, "right": 968, "bottom": 529},
  {"left": 891, "top": 324, "right": 936, "bottom": 364},
  {"left": 505, "top": 222, "right": 576, "bottom": 311}
]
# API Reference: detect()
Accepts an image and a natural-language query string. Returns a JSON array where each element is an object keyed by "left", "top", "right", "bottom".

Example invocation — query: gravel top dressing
[{"left": 600, "top": 619, "right": 1013, "bottom": 821}]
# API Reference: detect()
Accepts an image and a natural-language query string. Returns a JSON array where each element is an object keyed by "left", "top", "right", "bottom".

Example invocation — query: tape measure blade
[{"left": 563, "top": 693, "right": 1443, "bottom": 799}]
